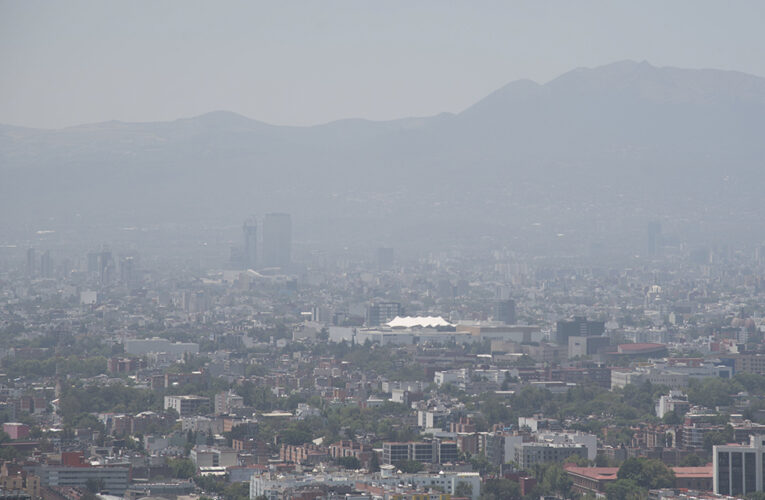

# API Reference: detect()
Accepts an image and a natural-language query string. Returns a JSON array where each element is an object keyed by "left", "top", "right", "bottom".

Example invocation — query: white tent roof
[{"left": 386, "top": 316, "right": 452, "bottom": 328}]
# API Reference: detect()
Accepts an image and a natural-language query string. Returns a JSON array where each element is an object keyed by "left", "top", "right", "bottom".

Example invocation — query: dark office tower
[
  {"left": 242, "top": 219, "right": 258, "bottom": 269},
  {"left": 39, "top": 250, "right": 52, "bottom": 279},
  {"left": 120, "top": 255, "right": 137, "bottom": 287},
  {"left": 377, "top": 247, "right": 394, "bottom": 270},
  {"left": 87, "top": 252, "right": 100, "bottom": 273},
  {"left": 26, "top": 248, "right": 36, "bottom": 277},
  {"left": 494, "top": 299, "right": 517, "bottom": 324},
  {"left": 262, "top": 213, "right": 291, "bottom": 269},
  {"left": 647, "top": 221, "right": 662, "bottom": 257},
  {"left": 555, "top": 316, "right": 605, "bottom": 346},
  {"left": 366, "top": 301, "right": 403, "bottom": 327},
  {"left": 98, "top": 249, "right": 114, "bottom": 285}
]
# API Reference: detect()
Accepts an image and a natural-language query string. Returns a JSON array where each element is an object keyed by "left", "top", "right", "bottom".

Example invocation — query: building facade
[
  {"left": 714, "top": 435, "right": 765, "bottom": 496},
  {"left": 261, "top": 213, "right": 291, "bottom": 269}
]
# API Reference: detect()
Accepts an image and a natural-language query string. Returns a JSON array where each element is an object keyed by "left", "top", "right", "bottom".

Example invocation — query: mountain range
[{"left": 3, "top": 60, "right": 765, "bottom": 256}]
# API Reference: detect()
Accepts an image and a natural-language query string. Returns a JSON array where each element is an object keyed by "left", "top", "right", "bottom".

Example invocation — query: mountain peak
[
  {"left": 545, "top": 60, "right": 660, "bottom": 90},
  {"left": 182, "top": 110, "right": 269, "bottom": 128}
]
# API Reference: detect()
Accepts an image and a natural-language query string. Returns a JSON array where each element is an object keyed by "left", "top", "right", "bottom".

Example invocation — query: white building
[
  {"left": 354, "top": 327, "right": 477, "bottom": 346},
  {"left": 434, "top": 369, "right": 468, "bottom": 387},
  {"left": 26, "top": 465, "right": 130, "bottom": 495},
  {"left": 536, "top": 432, "right": 598, "bottom": 461},
  {"left": 417, "top": 409, "right": 450, "bottom": 429},
  {"left": 713, "top": 435, "right": 765, "bottom": 496},
  {"left": 190, "top": 445, "right": 238, "bottom": 468},
  {"left": 164, "top": 395, "right": 210, "bottom": 416},
  {"left": 124, "top": 338, "right": 199, "bottom": 359},
  {"left": 143, "top": 435, "right": 169, "bottom": 452},
  {"left": 514, "top": 442, "right": 588, "bottom": 469},
  {"left": 328, "top": 326, "right": 355, "bottom": 343},
  {"left": 611, "top": 359, "right": 732, "bottom": 390},
  {"left": 656, "top": 390, "right": 691, "bottom": 418}
]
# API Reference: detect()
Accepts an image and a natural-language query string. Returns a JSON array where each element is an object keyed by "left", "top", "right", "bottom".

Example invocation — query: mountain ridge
[
  {"left": 3, "top": 60, "right": 765, "bottom": 252},
  {"left": 3, "top": 60, "right": 765, "bottom": 133}
]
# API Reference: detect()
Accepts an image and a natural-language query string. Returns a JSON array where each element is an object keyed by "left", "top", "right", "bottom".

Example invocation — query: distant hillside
[{"left": 2, "top": 61, "right": 765, "bottom": 253}]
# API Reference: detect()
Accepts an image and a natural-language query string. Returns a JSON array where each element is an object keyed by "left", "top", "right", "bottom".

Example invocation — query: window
[
  {"left": 745, "top": 453, "right": 756, "bottom": 493},
  {"left": 718, "top": 452, "right": 729, "bottom": 495},
  {"left": 732, "top": 452, "right": 743, "bottom": 496}
]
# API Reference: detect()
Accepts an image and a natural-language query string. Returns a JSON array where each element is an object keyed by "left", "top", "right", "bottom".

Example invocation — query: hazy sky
[{"left": 2, "top": 1, "right": 764, "bottom": 129}]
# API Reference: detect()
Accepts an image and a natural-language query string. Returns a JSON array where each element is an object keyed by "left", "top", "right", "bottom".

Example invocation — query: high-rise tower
[
  {"left": 261, "top": 213, "right": 291, "bottom": 269},
  {"left": 242, "top": 219, "right": 258, "bottom": 269},
  {"left": 26, "top": 248, "right": 36, "bottom": 277}
]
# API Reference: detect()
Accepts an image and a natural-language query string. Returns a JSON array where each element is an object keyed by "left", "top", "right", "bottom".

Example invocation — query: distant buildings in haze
[{"left": 234, "top": 213, "right": 292, "bottom": 270}]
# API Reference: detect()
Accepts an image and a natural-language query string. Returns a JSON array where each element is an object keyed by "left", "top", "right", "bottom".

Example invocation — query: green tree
[
  {"left": 680, "top": 453, "right": 707, "bottom": 466},
  {"left": 369, "top": 452, "right": 380, "bottom": 472},
  {"left": 194, "top": 475, "right": 225, "bottom": 495},
  {"left": 479, "top": 478, "right": 521, "bottom": 500},
  {"left": 605, "top": 478, "right": 646, "bottom": 500},
  {"left": 704, "top": 424, "right": 734, "bottom": 452},
  {"left": 455, "top": 481, "right": 474, "bottom": 498},
  {"left": 534, "top": 463, "right": 573, "bottom": 497},
  {"left": 687, "top": 378, "right": 741, "bottom": 408},
  {"left": 662, "top": 410, "right": 683, "bottom": 425},
  {"left": 222, "top": 482, "right": 249, "bottom": 500},
  {"left": 168, "top": 457, "right": 197, "bottom": 479},
  {"left": 394, "top": 460, "right": 424, "bottom": 473},
  {"left": 617, "top": 457, "right": 674, "bottom": 489},
  {"left": 279, "top": 421, "right": 313, "bottom": 445},
  {"left": 469, "top": 454, "right": 496, "bottom": 476}
]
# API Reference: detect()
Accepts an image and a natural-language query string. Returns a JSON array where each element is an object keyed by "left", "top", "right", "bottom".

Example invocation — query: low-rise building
[
  {"left": 514, "top": 442, "right": 588, "bottom": 469},
  {"left": 164, "top": 395, "right": 210, "bottom": 416},
  {"left": 190, "top": 445, "right": 238, "bottom": 468}
]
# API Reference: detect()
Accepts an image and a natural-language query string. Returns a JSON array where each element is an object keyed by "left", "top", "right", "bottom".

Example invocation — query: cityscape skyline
[{"left": 2, "top": 3, "right": 765, "bottom": 499}]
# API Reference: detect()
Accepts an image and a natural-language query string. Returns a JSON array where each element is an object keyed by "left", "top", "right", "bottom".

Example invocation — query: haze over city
[{"left": 2, "top": 3, "right": 765, "bottom": 500}]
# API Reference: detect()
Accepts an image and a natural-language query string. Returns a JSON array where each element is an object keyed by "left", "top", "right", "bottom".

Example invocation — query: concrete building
[
  {"left": 568, "top": 336, "right": 611, "bottom": 359},
  {"left": 417, "top": 409, "right": 450, "bottom": 430},
  {"left": 214, "top": 391, "right": 244, "bottom": 415},
  {"left": 493, "top": 299, "right": 516, "bottom": 324},
  {"left": 611, "top": 359, "right": 732, "bottom": 390},
  {"left": 2, "top": 423, "right": 29, "bottom": 440},
  {"left": 365, "top": 302, "right": 402, "bottom": 327},
  {"left": 535, "top": 432, "right": 598, "bottom": 461},
  {"left": 190, "top": 446, "right": 238, "bottom": 468},
  {"left": 457, "top": 323, "right": 542, "bottom": 343},
  {"left": 124, "top": 338, "right": 199, "bottom": 359},
  {"left": 555, "top": 317, "right": 605, "bottom": 346},
  {"left": 242, "top": 219, "right": 257, "bottom": 270},
  {"left": 25, "top": 461, "right": 130, "bottom": 495},
  {"left": 164, "top": 395, "right": 210, "bottom": 416},
  {"left": 514, "top": 442, "right": 588, "bottom": 469},
  {"left": 107, "top": 357, "right": 145, "bottom": 373},
  {"left": 656, "top": 391, "right": 691, "bottom": 418},
  {"left": 382, "top": 440, "right": 458, "bottom": 465},
  {"left": 567, "top": 465, "right": 713, "bottom": 496},
  {"left": 714, "top": 435, "right": 765, "bottom": 496},
  {"left": 434, "top": 369, "right": 468, "bottom": 387}
]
